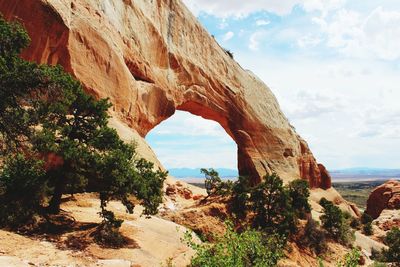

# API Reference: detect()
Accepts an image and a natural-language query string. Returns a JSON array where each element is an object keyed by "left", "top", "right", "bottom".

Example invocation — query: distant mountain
[
  {"left": 330, "top": 168, "right": 400, "bottom": 178},
  {"left": 168, "top": 168, "right": 238, "bottom": 178}
]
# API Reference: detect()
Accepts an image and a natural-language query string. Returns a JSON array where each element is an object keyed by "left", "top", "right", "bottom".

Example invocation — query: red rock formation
[
  {"left": 0, "top": 0, "right": 331, "bottom": 188},
  {"left": 366, "top": 180, "right": 400, "bottom": 219}
]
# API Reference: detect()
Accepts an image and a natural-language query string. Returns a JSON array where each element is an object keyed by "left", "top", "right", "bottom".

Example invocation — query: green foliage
[
  {"left": 201, "top": 168, "right": 234, "bottom": 197},
  {"left": 0, "top": 15, "right": 167, "bottom": 232},
  {"left": 230, "top": 176, "right": 251, "bottom": 220},
  {"left": 300, "top": 219, "right": 328, "bottom": 255},
  {"left": 350, "top": 217, "right": 361, "bottom": 230},
  {"left": 250, "top": 174, "right": 296, "bottom": 235},
  {"left": 361, "top": 212, "right": 373, "bottom": 225},
  {"left": 185, "top": 222, "right": 284, "bottom": 267},
  {"left": 336, "top": 248, "right": 361, "bottom": 267},
  {"left": 363, "top": 222, "right": 373, "bottom": 236},
  {"left": 383, "top": 227, "right": 400, "bottom": 263},
  {"left": 202, "top": 168, "right": 222, "bottom": 196},
  {"left": 287, "top": 179, "right": 311, "bottom": 219},
  {"left": 0, "top": 154, "right": 47, "bottom": 227},
  {"left": 319, "top": 198, "right": 355, "bottom": 246},
  {"left": 203, "top": 171, "right": 311, "bottom": 238}
]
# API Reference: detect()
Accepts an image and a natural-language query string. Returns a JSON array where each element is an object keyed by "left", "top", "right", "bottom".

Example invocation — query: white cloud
[
  {"left": 183, "top": 0, "right": 346, "bottom": 18},
  {"left": 182, "top": 0, "right": 301, "bottom": 17},
  {"left": 146, "top": 111, "right": 238, "bottom": 169},
  {"left": 256, "top": 19, "right": 270, "bottom": 26},
  {"left": 297, "top": 34, "right": 322, "bottom": 48},
  {"left": 249, "top": 30, "right": 266, "bottom": 51},
  {"left": 236, "top": 52, "right": 400, "bottom": 169},
  {"left": 303, "top": 0, "right": 346, "bottom": 16},
  {"left": 315, "top": 7, "right": 400, "bottom": 60},
  {"left": 151, "top": 111, "right": 229, "bottom": 138},
  {"left": 222, "top": 31, "right": 235, "bottom": 41}
]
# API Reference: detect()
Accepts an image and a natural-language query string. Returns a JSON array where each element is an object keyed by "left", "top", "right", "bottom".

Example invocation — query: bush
[
  {"left": 250, "top": 174, "right": 296, "bottom": 235},
  {"left": 336, "top": 248, "right": 361, "bottom": 267},
  {"left": 361, "top": 212, "right": 373, "bottom": 225},
  {"left": 185, "top": 222, "right": 284, "bottom": 267},
  {"left": 319, "top": 198, "right": 355, "bottom": 246},
  {"left": 288, "top": 179, "right": 311, "bottom": 219},
  {"left": 383, "top": 227, "right": 400, "bottom": 263},
  {"left": 203, "top": 171, "right": 311, "bottom": 238},
  {"left": 350, "top": 217, "right": 361, "bottom": 230},
  {"left": 0, "top": 155, "right": 47, "bottom": 227},
  {"left": 300, "top": 219, "right": 328, "bottom": 255},
  {"left": 363, "top": 222, "right": 373, "bottom": 236}
]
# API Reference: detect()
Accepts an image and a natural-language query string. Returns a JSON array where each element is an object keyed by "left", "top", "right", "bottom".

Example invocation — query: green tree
[
  {"left": 319, "top": 198, "right": 354, "bottom": 246},
  {"left": 230, "top": 176, "right": 251, "bottom": 220},
  {"left": 288, "top": 179, "right": 311, "bottom": 219},
  {"left": 300, "top": 218, "right": 328, "bottom": 255},
  {"left": 383, "top": 227, "right": 400, "bottom": 263},
  {"left": 0, "top": 15, "right": 167, "bottom": 231},
  {"left": 0, "top": 154, "right": 47, "bottom": 226},
  {"left": 0, "top": 15, "right": 49, "bottom": 152},
  {"left": 363, "top": 222, "right": 373, "bottom": 236},
  {"left": 250, "top": 174, "right": 295, "bottom": 235},
  {"left": 361, "top": 212, "right": 373, "bottom": 225},
  {"left": 185, "top": 222, "right": 284, "bottom": 267},
  {"left": 201, "top": 168, "right": 223, "bottom": 197}
]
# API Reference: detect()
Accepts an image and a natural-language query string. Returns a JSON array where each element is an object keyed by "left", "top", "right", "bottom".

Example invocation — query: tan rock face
[
  {"left": 0, "top": 0, "right": 331, "bottom": 187},
  {"left": 366, "top": 180, "right": 400, "bottom": 219}
]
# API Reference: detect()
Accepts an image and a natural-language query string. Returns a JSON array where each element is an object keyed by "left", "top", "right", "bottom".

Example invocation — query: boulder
[{"left": 366, "top": 180, "right": 400, "bottom": 219}]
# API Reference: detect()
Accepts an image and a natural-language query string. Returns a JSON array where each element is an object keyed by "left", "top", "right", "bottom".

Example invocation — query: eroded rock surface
[
  {"left": 0, "top": 0, "right": 331, "bottom": 187},
  {"left": 366, "top": 180, "right": 400, "bottom": 219}
]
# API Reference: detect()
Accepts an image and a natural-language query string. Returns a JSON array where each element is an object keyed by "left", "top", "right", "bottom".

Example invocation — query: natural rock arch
[
  {"left": 0, "top": 0, "right": 331, "bottom": 188},
  {"left": 145, "top": 110, "right": 238, "bottom": 172}
]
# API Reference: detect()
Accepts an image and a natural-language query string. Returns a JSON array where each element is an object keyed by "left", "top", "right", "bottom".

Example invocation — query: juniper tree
[{"left": 0, "top": 15, "right": 167, "bottom": 229}]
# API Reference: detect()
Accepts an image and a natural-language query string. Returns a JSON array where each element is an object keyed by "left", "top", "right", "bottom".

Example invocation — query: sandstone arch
[{"left": 0, "top": 0, "right": 331, "bottom": 188}]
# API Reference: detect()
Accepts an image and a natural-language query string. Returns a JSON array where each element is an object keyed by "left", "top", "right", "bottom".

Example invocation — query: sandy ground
[{"left": 0, "top": 193, "right": 197, "bottom": 267}]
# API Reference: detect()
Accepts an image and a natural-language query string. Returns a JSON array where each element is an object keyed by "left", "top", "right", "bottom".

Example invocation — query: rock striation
[
  {"left": 0, "top": 0, "right": 331, "bottom": 187},
  {"left": 366, "top": 180, "right": 400, "bottom": 219}
]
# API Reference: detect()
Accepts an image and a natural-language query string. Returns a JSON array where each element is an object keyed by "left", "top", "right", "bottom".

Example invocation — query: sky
[{"left": 146, "top": 0, "right": 400, "bottom": 171}]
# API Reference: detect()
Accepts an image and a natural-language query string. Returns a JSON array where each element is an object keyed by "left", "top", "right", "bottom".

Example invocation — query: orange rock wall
[{"left": 0, "top": 0, "right": 331, "bottom": 187}]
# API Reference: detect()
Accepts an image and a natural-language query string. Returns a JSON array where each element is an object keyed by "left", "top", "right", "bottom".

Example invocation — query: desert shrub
[
  {"left": 0, "top": 155, "right": 47, "bottom": 227},
  {"left": 185, "top": 222, "right": 284, "bottom": 267},
  {"left": 319, "top": 198, "right": 355, "bottom": 246},
  {"left": 250, "top": 174, "right": 296, "bottom": 236},
  {"left": 287, "top": 179, "right": 311, "bottom": 219},
  {"left": 383, "top": 227, "right": 400, "bottom": 263},
  {"left": 300, "top": 218, "right": 328, "bottom": 255},
  {"left": 350, "top": 217, "right": 361, "bottom": 230},
  {"left": 336, "top": 248, "right": 361, "bottom": 267},
  {"left": 371, "top": 248, "right": 386, "bottom": 262},
  {"left": 361, "top": 212, "right": 373, "bottom": 225},
  {"left": 229, "top": 176, "right": 251, "bottom": 220},
  {"left": 203, "top": 171, "right": 311, "bottom": 238},
  {"left": 363, "top": 222, "right": 373, "bottom": 236},
  {"left": 224, "top": 48, "right": 234, "bottom": 59}
]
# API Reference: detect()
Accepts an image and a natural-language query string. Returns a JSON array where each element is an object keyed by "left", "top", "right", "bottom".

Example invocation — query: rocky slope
[
  {"left": 366, "top": 179, "right": 400, "bottom": 219},
  {"left": 0, "top": 0, "right": 330, "bottom": 187}
]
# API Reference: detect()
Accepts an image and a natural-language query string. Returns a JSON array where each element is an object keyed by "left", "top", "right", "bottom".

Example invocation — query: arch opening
[{"left": 145, "top": 110, "right": 238, "bottom": 180}]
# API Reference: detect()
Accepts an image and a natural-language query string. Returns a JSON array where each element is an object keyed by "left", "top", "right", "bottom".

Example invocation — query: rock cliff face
[
  {"left": 366, "top": 180, "right": 400, "bottom": 219},
  {"left": 0, "top": 0, "right": 331, "bottom": 187}
]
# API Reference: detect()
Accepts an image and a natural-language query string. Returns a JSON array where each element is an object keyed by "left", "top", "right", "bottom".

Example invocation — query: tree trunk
[{"left": 47, "top": 175, "right": 66, "bottom": 214}]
